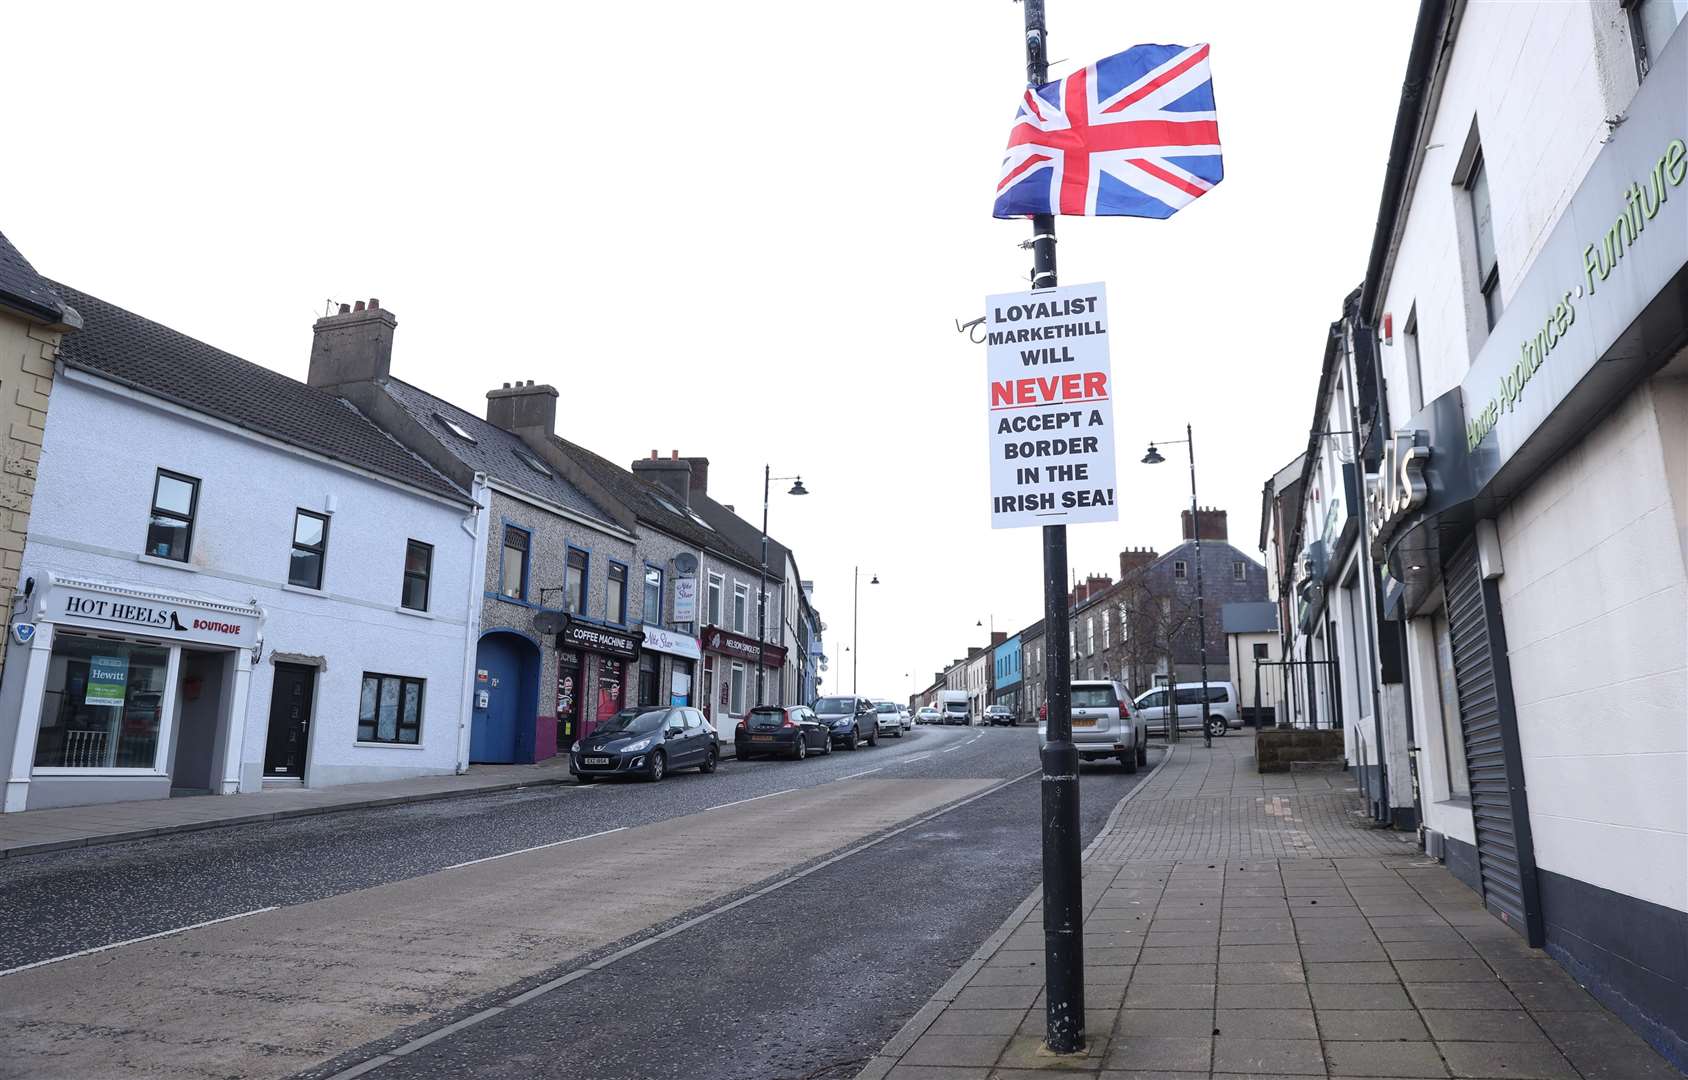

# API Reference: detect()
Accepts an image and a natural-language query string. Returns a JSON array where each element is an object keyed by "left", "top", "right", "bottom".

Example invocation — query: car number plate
[
  {"left": 752, "top": 734, "right": 775, "bottom": 741},
  {"left": 583, "top": 756, "right": 609, "bottom": 765},
  {"left": 1072, "top": 717, "right": 1100, "bottom": 728}
]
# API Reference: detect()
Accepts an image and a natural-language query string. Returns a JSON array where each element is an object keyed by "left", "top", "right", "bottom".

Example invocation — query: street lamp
[
  {"left": 853, "top": 567, "right": 878, "bottom": 694},
  {"left": 758, "top": 467, "right": 808, "bottom": 707},
  {"left": 1142, "top": 423, "right": 1214, "bottom": 750}
]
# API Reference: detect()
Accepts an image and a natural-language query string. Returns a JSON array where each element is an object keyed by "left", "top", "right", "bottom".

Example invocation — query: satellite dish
[
  {"left": 673, "top": 552, "right": 699, "bottom": 574},
  {"left": 532, "top": 611, "right": 565, "bottom": 635}
]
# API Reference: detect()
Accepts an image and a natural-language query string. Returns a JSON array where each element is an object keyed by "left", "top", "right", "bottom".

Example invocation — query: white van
[
  {"left": 1134, "top": 682, "right": 1240, "bottom": 738},
  {"left": 937, "top": 690, "right": 970, "bottom": 725}
]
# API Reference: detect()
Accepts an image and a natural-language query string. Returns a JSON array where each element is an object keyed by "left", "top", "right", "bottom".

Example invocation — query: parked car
[
  {"left": 1134, "top": 682, "right": 1239, "bottom": 739},
  {"left": 983, "top": 704, "right": 1017, "bottom": 727},
  {"left": 736, "top": 704, "right": 831, "bottom": 761},
  {"left": 1037, "top": 680, "right": 1146, "bottom": 771},
  {"left": 814, "top": 695, "right": 879, "bottom": 750},
  {"left": 872, "top": 700, "right": 905, "bottom": 738},
  {"left": 916, "top": 706, "right": 941, "bottom": 725},
  {"left": 898, "top": 705, "right": 914, "bottom": 732},
  {"left": 938, "top": 690, "right": 970, "bottom": 725},
  {"left": 572, "top": 706, "right": 718, "bottom": 782}
]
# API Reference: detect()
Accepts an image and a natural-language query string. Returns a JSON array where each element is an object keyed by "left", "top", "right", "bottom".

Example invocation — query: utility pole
[
  {"left": 1188, "top": 424, "right": 1213, "bottom": 750},
  {"left": 757, "top": 465, "right": 771, "bottom": 707},
  {"left": 1023, "top": 0, "right": 1085, "bottom": 1055}
]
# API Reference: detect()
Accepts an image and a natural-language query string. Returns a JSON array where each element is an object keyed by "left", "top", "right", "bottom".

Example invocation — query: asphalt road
[
  {"left": 0, "top": 722, "right": 1157, "bottom": 1080},
  {"left": 310, "top": 726, "right": 1156, "bottom": 1080}
]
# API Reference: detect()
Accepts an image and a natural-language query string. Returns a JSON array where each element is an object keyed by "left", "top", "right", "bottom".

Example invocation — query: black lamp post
[
  {"left": 1142, "top": 424, "right": 1214, "bottom": 750},
  {"left": 852, "top": 567, "right": 878, "bottom": 694},
  {"left": 757, "top": 468, "right": 807, "bottom": 707}
]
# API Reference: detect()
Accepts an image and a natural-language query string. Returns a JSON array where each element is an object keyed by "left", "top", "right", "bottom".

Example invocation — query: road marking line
[
  {"left": 440, "top": 827, "right": 626, "bottom": 871},
  {"left": 900, "top": 752, "right": 933, "bottom": 763},
  {"left": 322, "top": 767, "right": 1042, "bottom": 1080},
  {"left": 704, "top": 788, "right": 797, "bottom": 813},
  {"left": 836, "top": 767, "right": 884, "bottom": 780},
  {"left": 0, "top": 906, "right": 279, "bottom": 978}
]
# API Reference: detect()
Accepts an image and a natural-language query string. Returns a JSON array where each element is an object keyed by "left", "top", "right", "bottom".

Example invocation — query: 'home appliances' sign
[{"left": 39, "top": 576, "right": 262, "bottom": 648}]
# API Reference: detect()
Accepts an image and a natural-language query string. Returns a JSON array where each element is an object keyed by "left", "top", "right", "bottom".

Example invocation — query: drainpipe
[{"left": 456, "top": 475, "right": 491, "bottom": 774}]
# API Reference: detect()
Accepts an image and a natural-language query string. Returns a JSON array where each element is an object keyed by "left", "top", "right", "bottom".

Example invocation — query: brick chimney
[
  {"left": 485, "top": 380, "right": 558, "bottom": 437},
  {"left": 1070, "top": 581, "right": 1089, "bottom": 606},
  {"left": 990, "top": 631, "right": 1007, "bottom": 647},
  {"left": 1180, "top": 506, "right": 1229, "bottom": 542},
  {"left": 632, "top": 450, "right": 693, "bottom": 510},
  {"left": 1119, "top": 547, "right": 1160, "bottom": 578},
  {"left": 1086, "top": 573, "right": 1113, "bottom": 594},
  {"left": 308, "top": 299, "right": 395, "bottom": 390},
  {"left": 679, "top": 456, "right": 710, "bottom": 498}
]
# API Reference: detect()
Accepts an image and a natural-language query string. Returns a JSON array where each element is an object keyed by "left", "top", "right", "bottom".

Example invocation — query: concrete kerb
[
  {"left": 853, "top": 744, "right": 1179, "bottom": 1080},
  {"left": 0, "top": 775, "right": 576, "bottom": 860}
]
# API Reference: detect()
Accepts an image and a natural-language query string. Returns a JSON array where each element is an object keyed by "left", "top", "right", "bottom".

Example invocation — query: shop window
[
  {"left": 607, "top": 562, "right": 628, "bottom": 624},
  {"left": 1629, "top": 0, "right": 1686, "bottom": 80},
  {"left": 358, "top": 673, "right": 424, "bottom": 744},
  {"left": 707, "top": 573, "right": 724, "bottom": 626},
  {"left": 147, "top": 469, "right": 199, "bottom": 562},
  {"left": 1431, "top": 609, "right": 1472, "bottom": 799},
  {"left": 671, "top": 657, "right": 693, "bottom": 707},
  {"left": 500, "top": 526, "right": 530, "bottom": 601},
  {"left": 1174, "top": 560, "right": 1188, "bottom": 580},
  {"left": 402, "top": 540, "right": 432, "bottom": 611},
  {"left": 643, "top": 565, "right": 663, "bottom": 624},
  {"left": 33, "top": 635, "right": 171, "bottom": 769},
  {"left": 289, "top": 510, "right": 329, "bottom": 590},
  {"left": 638, "top": 652, "right": 660, "bottom": 707},
  {"left": 566, "top": 548, "right": 588, "bottom": 614},
  {"left": 729, "top": 661, "right": 746, "bottom": 716},
  {"left": 732, "top": 583, "right": 749, "bottom": 634}
]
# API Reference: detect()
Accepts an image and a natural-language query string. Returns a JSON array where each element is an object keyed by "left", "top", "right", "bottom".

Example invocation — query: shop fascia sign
[
  {"left": 702, "top": 626, "right": 786, "bottom": 668},
  {"left": 1367, "top": 433, "right": 1430, "bottom": 560},
  {"left": 35, "top": 574, "right": 261, "bottom": 648},
  {"left": 640, "top": 624, "right": 700, "bottom": 660},
  {"left": 558, "top": 616, "right": 642, "bottom": 660}
]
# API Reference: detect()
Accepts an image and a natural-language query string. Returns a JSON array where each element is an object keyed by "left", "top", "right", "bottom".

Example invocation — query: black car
[
  {"left": 813, "top": 695, "right": 879, "bottom": 751},
  {"left": 736, "top": 704, "right": 832, "bottom": 761},
  {"left": 571, "top": 706, "right": 718, "bottom": 782}
]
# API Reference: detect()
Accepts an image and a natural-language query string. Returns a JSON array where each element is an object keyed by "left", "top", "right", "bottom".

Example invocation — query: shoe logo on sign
[{"left": 12, "top": 623, "right": 35, "bottom": 645}]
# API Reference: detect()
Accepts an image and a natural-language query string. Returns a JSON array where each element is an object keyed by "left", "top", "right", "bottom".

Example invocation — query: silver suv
[{"left": 1037, "top": 680, "right": 1147, "bottom": 772}]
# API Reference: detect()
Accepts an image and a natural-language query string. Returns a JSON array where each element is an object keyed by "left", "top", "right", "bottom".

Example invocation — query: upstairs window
[
  {"left": 607, "top": 562, "right": 628, "bottom": 624},
  {"left": 147, "top": 469, "right": 199, "bottom": 562},
  {"left": 566, "top": 549, "right": 588, "bottom": 614},
  {"left": 733, "top": 583, "right": 750, "bottom": 634},
  {"left": 643, "top": 565, "right": 663, "bottom": 624},
  {"left": 1174, "top": 560, "right": 1188, "bottom": 580},
  {"left": 1403, "top": 307, "right": 1425, "bottom": 414},
  {"left": 707, "top": 573, "right": 724, "bottom": 626},
  {"left": 289, "top": 510, "right": 330, "bottom": 590},
  {"left": 402, "top": 540, "right": 432, "bottom": 611},
  {"left": 500, "top": 526, "right": 531, "bottom": 600},
  {"left": 1233, "top": 561, "right": 1246, "bottom": 581},
  {"left": 1465, "top": 148, "right": 1502, "bottom": 330}
]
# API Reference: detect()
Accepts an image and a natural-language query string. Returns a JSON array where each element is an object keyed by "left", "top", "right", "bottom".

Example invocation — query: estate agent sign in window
[{"left": 34, "top": 636, "right": 170, "bottom": 768}]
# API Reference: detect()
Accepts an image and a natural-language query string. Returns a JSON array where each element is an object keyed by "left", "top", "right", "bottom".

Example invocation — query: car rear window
[
  {"left": 815, "top": 697, "right": 852, "bottom": 712},
  {"left": 1070, "top": 686, "right": 1118, "bottom": 708},
  {"left": 751, "top": 707, "right": 786, "bottom": 718}
]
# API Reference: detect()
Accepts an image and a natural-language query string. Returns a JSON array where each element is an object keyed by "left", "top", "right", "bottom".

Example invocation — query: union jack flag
[{"left": 994, "top": 43, "right": 1223, "bottom": 219}]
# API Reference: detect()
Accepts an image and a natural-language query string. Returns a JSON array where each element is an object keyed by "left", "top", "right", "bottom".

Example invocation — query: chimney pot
[
  {"left": 670, "top": 450, "right": 679, "bottom": 460},
  {"left": 353, "top": 300, "right": 365, "bottom": 313},
  {"left": 369, "top": 298, "right": 379, "bottom": 310},
  {"left": 338, "top": 303, "right": 351, "bottom": 315}
]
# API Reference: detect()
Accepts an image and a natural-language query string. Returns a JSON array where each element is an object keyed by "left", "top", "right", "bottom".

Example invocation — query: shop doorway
[
  {"left": 472, "top": 632, "right": 539, "bottom": 764},
  {"left": 170, "top": 649, "right": 229, "bottom": 795},
  {"left": 264, "top": 663, "right": 316, "bottom": 779}
]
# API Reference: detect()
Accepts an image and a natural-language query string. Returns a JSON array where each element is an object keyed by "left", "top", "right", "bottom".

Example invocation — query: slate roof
[
  {"left": 380, "top": 379, "right": 618, "bottom": 528},
  {"left": 49, "top": 283, "right": 466, "bottom": 503},
  {"left": 546, "top": 438, "right": 766, "bottom": 574},
  {"left": 690, "top": 491, "right": 791, "bottom": 581},
  {"left": 1222, "top": 601, "right": 1279, "bottom": 635},
  {"left": 0, "top": 231, "right": 76, "bottom": 325}
]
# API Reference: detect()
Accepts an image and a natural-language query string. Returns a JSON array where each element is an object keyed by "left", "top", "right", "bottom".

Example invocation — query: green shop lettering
[{"left": 1468, "top": 136, "right": 1686, "bottom": 453}]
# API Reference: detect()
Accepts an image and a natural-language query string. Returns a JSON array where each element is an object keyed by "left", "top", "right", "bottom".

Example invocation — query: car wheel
[
  {"left": 820, "top": 736, "right": 832, "bottom": 755},
  {"left": 1137, "top": 742, "right": 1148, "bottom": 766},
  {"left": 647, "top": 750, "right": 666, "bottom": 783},
  {"left": 793, "top": 738, "right": 808, "bottom": 761},
  {"left": 738, "top": 750, "right": 754, "bottom": 763},
  {"left": 1122, "top": 749, "right": 1139, "bottom": 774},
  {"left": 1207, "top": 718, "right": 1227, "bottom": 739},
  {"left": 868, "top": 728, "right": 879, "bottom": 747},
  {"left": 847, "top": 732, "right": 859, "bottom": 751},
  {"left": 699, "top": 745, "right": 718, "bottom": 773}
]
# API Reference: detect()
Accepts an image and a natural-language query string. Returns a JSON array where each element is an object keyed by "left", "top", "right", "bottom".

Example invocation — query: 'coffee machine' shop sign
[{"left": 554, "top": 616, "right": 642, "bottom": 661}]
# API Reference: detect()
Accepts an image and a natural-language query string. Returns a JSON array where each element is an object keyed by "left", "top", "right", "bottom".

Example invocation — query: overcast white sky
[{"left": 4, "top": 1, "right": 1418, "bottom": 700}]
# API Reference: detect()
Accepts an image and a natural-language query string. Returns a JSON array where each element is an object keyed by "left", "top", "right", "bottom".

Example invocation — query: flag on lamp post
[{"left": 994, "top": 43, "right": 1224, "bottom": 219}]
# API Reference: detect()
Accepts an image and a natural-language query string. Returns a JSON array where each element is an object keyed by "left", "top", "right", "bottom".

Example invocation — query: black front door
[{"left": 265, "top": 663, "right": 315, "bottom": 778}]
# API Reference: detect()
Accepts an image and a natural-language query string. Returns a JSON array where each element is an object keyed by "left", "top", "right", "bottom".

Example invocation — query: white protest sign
[{"left": 986, "top": 282, "right": 1118, "bottom": 529}]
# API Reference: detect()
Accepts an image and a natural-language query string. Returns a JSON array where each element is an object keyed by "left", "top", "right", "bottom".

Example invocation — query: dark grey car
[
  {"left": 571, "top": 706, "right": 718, "bottom": 782},
  {"left": 813, "top": 695, "right": 879, "bottom": 751}
]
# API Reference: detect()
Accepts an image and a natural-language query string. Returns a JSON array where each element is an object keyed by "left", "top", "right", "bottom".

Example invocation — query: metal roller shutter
[{"left": 1444, "top": 539, "right": 1543, "bottom": 945}]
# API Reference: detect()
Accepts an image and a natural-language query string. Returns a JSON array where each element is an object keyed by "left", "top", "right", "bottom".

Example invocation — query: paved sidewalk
[
  {"left": 861, "top": 731, "right": 1682, "bottom": 1079},
  {"left": 0, "top": 757, "right": 574, "bottom": 858}
]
